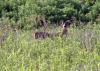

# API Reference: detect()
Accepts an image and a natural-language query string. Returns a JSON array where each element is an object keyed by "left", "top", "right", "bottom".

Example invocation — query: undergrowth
[{"left": 0, "top": 24, "right": 100, "bottom": 71}]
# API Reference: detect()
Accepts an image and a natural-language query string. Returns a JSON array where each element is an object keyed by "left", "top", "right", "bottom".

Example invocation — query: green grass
[{"left": 0, "top": 24, "right": 100, "bottom": 71}]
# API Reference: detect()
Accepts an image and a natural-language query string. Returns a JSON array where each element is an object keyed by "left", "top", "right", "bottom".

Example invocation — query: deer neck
[{"left": 62, "top": 28, "right": 68, "bottom": 35}]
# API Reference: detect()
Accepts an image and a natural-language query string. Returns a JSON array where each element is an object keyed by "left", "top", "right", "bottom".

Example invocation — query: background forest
[{"left": 0, "top": 0, "right": 100, "bottom": 29}]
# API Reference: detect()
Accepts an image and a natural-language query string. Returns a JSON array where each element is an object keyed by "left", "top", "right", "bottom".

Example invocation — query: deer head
[{"left": 60, "top": 20, "right": 72, "bottom": 37}]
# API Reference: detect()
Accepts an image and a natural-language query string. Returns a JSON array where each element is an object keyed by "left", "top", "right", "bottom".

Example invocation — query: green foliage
[
  {"left": 0, "top": 0, "right": 100, "bottom": 29},
  {"left": 0, "top": 0, "right": 100, "bottom": 70},
  {"left": 0, "top": 23, "right": 100, "bottom": 71},
  {"left": 36, "top": 0, "right": 75, "bottom": 22}
]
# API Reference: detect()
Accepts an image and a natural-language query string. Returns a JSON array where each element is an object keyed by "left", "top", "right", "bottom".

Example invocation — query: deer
[
  {"left": 61, "top": 20, "right": 71, "bottom": 37},
  {"left": 33, "top": 19, "right": 72, "bottom": 39},
  {"left": 33, "top": 19, "right": 51, "bottom": 39}
]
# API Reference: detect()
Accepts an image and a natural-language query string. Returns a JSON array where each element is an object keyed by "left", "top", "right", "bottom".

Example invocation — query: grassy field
[{"left": 0, "top": 24, "right": 100, "bottom": 71}]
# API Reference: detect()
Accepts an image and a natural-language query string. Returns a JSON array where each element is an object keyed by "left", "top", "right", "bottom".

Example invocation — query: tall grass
[{"left": 0, "top": 23, "right": 100, "bottom": 71}]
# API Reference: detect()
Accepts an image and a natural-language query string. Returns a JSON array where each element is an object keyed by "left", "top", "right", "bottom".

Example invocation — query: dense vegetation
[
  {"left": 0, "top": 24, "right": 100, "bottom": 71},
  {"left": 0, "top": 0, "right": 100, "bottom": 29},
  {"left": 0, "top": 0, "right": 100, "bottom": 71}
]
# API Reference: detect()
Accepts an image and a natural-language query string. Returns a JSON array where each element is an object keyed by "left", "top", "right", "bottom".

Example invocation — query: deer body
[{"left": 35, "top": 32, "right": 51, "bottom": 39}]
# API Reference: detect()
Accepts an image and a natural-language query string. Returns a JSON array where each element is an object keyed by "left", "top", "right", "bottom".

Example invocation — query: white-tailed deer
[
  {"left": 34, "top": 20, "right": 71, "bottom": 39},
  {"left": 60, "top": 20, "right": 71, "bottom": 37}
]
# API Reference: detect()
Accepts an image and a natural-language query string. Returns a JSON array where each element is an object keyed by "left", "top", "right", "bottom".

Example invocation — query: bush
[{"left": 0, "top": 0, "right": 100, "bottom": 29}]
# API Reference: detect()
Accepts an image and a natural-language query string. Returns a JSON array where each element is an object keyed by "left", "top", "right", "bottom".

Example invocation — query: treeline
[{"left": 0, "top": 0, "right": 100, "bottom": 29}]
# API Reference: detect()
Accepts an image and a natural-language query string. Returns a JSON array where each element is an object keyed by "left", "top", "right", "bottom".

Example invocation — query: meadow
[
  {"left": 0, "top": 23, "right": 100, "bottom": 71},
  {"left": 0, "top": 0, "right": 100, "bottom": 71}
]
